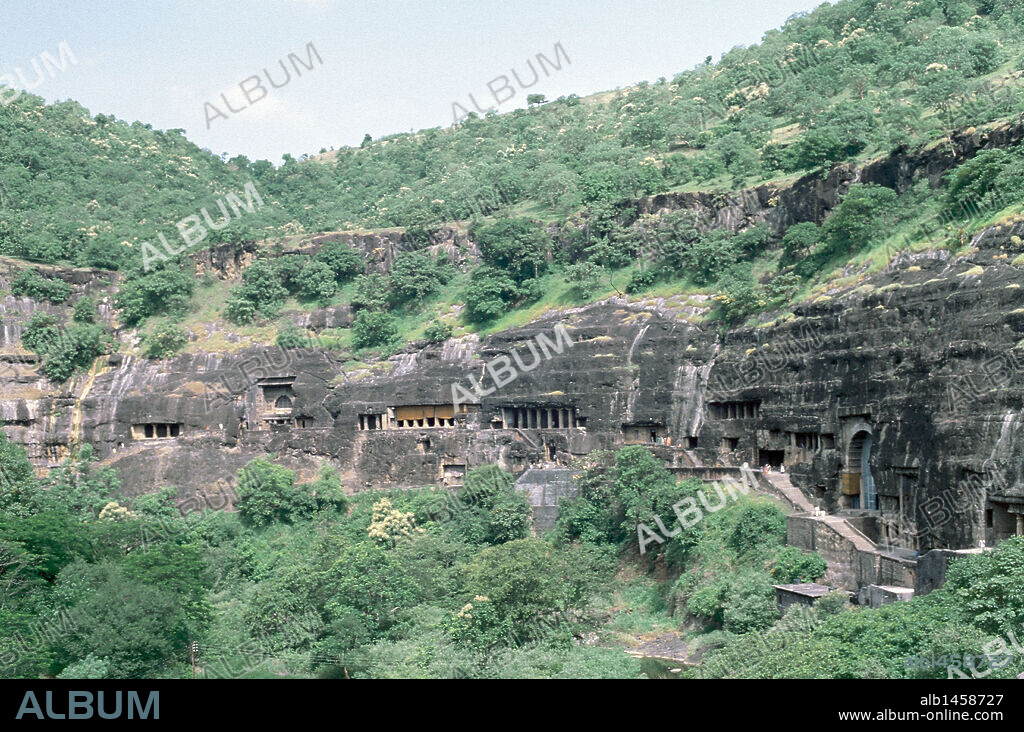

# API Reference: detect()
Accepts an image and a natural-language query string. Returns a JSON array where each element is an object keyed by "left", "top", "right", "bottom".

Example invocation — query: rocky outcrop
[{"left": 638, "top": 120, "right": 1024, "bottom": 236}]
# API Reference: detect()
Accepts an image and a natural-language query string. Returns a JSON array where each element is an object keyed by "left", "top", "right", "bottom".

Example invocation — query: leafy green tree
[
  {"left": 123, "top": 542, "right": 212, "bottom": 630},
  {"left": 942, "top": 535, "right": 1024, "bottom": 636},
  {"left": 296, "top": 260, "right": 338, "bottom": 304},
  {"left": 310, "top": 464, "right": 349, "bottom": 515},
  {"left": 472, "top": 219, "right": 549, "bottom": 283},
  {"left": 114, "top": 266, "right": 195, "bottom": 326},
  {"left": 728, "top": 502, "right": 787, "bottom": 556},
  {"left": 683, "top": 230, "right": 739, "bottom": 285},
  {"left": 722, "top": 570, "right": 779, "bottom": 634},
  {"left": 52, "top": 561, "right": 191, "bottom": 679},
  {"left": 21, "top": 315, "right": 112, "bottom": 382},
  {"left": 56, "top": 654, "right": 110, "bottom": 679},
  {"left": 621, "top": 112, "right": 669, "bottom": 149},
  {"left": 349, "top": 273, "right": 391, "bottom": 312},
  {"left": 462, "top": 267, "right": 520, "bottom": 323},
  {"left": 314, "top": 240, "right": 364, "bottom": 282},
  {"left": 388, "top": 251, "right": 453, "bottom": 306},
  {"left": 820, "top": 183, "right": 900, "bottom": 257},
  {"left": 351, "top": 310, "right": 399, "bottom": 350},
  {"left": 235, "top": 458, "right": 315, "bottom": 527},
  {"left": 322, "top": 542, "right": 419, "bottom": 637},
  {"left": 563, "top": 262, "right": 603, "bottom": 300},
  {"left": 487, "top": 493, "right": 531, "bottom": 544},
  {"left": 780, "top": 222, "right": 822, "bottom": 265}
]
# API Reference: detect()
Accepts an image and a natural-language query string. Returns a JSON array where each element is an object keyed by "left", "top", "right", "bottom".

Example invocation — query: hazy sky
[{"left": 2, "top": 0, "right": 825, "bottom": 163}]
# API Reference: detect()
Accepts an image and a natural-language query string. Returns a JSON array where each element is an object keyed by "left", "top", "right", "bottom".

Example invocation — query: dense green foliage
[
  {"left": 20, "top": 312, "right": 113, "bottom": 381},
  {"left": 3, "top": 438, "right": 1022, "bottom": 679},
  {"left": 5, "top": 0, "right": 1024, "bottom": 333},
  {"left": 10, "top": 269, "right": 72, "bottom": 304}
]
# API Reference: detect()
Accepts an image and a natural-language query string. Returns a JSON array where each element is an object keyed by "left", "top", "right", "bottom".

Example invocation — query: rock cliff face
[
  {"left": 4, "top": 138, "right": 1024, "bottom": 556},
  {"left": 638, "top": 120, "right": 1024, "bottom": 237}
]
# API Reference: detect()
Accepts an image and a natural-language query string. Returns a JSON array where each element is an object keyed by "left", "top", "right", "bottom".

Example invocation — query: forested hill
[{"left": 3, "top": 0, "right": 1024, "bottom": 275}]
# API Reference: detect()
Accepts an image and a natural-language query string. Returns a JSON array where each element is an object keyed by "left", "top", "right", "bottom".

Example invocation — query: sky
[{"left": 1, "top": 0, "right": 827, "bottom": 164}]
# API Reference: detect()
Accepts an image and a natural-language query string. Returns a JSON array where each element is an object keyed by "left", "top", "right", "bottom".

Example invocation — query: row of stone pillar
[{"left": 502, "top": 407, "right": 575, "bottom": 429}]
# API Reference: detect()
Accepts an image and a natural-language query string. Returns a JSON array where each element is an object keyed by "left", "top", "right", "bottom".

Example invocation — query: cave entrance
[
  {"left": 758, "top": 450, "right": 784, "bottom": 470},
  {"left": 842, "top": 430, "right": 876, "bottom": 510}
]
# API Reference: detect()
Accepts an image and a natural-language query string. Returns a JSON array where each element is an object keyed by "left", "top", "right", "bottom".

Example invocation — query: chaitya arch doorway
[{"left": 842, "top": 429, "right": 876, "bottom": 510}]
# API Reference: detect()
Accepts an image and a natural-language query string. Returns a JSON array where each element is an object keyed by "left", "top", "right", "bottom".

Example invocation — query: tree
[
  {"left": 10, "top": 269, "right": 72, "bottom": 304},
  {"left": 472, "top": 219, "right": 549, "bottom": 283},
  {"left": 780, "top": 222, "right": 822, "bottom": 265},
  {"left": 388, "top": 251, "right": 453, "bottom": 306},
  {"left": 322, "top": 542, "right": 419, "bottom": 637},
  {"left": 296, "top": 260, "right": 338, "bottom": 304},
  {"left": 52, "top": 561, "right": 191, "bottom": 679},
  {"left": 368, "top": 497, "right": 423, "bottom": 548},
  {"left": 235, "top": 458, "right": 315, "bottom": 527},
  {"left": 771, "top": 546, "right": 828, "bottom": 583},
  {"left": 683, "top": 230, "right": 739, "bottom": 285},
  {"left": 821, "top": 183, "right": 899, "bottom": 257},
  {"left": 314, "top": 240, "right": 364, "bottom": 282},
  {"left": 462, "top": 267, "right": 520, "bottom": 323},
  {"left": 0, "top": 429, "right": 39, "bottom": 515},
  {"left": 72, "top": 296, "right": 97, "bottom": 324},
  {"left": 350, "top": 273, "right": 391, "bottom": 312},
  {"left": 728, "top": 502, "right": 787, "bottom": 556},
  {"left": 563, "top": 262, "right": 603, "bottom": 300},
  {"left": 114, "top": 266, "right": 195, "bottom": 326},
  {"left": 351, "top": 310, "right": 399, "bottom": 350},
  {"left": 942, "top": 536, "right": 1024, "bottom": 636}
]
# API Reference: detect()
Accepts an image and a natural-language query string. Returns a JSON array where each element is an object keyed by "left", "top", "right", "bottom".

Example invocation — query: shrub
[
  {"left": 728, "top": 502, "right": 787, "bottom": 555},
  {"left": 310, "top": 465, "right": 348, "bottom": 515},
  {"left": 314, "top": 240, "right": 364, "bottom": 282},
  {"left": 780, "top": 222, "right": 822, "bottom": 266},
  {"left": 141, "top": 323, "right": 188, "bottom": 359},
  {"left": 276, "top": 323, "right": 308, "bottom": 349},
  {"left": 224, "top": 293, "right": 258, "bottom": 324},
  {"left": 424, "top": 320, "right": 453, "bottom": 343},
  {"left": 472, "top": 218, "right": 549, "bottom": 283},
  {"left": 296, "top": 260, "right": 338, "bottom": 304},
  {"left": 626, "top": 267, "right": 658, "bottom": 293},
  {"left": 683, "top": 231, "right": 739, "bottom": 285},
  {"left": 722, "top": 571, "right": 780, "bottom": 634},
  {"left": 388, "top": 251, "right": 454, "bottom": 306},
  {"left": 563, "top": 262, "right": 603, "bottom": 300},
  {"left": 351, "top": 310, "right": 398, "bottom": 350},
  {"left": 115, "top": 266, "right": 195, "bottom": 326},
  {"left": 72, "top": 296, "right": 97, "bottom": 324},
  {"left": 821, "top": 184, "right": 899, "bottom": 257},
  {"left": 224, "top": 260, "right": 289, "bottom": 323},
  {"left": 21, "top": 314, "right": 112, "bottom": 382},
  {"left": 10, "top": 269, "right": 72, "bottom": 304},
  {"left": 771, "top": 545, "right": 828, "bottom": 583},
  {"left": 349, "top": 273, "right": 391, "bottom": 312}
]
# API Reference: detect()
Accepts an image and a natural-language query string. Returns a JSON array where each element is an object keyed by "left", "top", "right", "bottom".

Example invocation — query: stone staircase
[
  {"left": 753, "top": 470, "right": 917, "bottom": 604},
  {"left": 759, "top": 471, "right": 814, "bottom": 513}
]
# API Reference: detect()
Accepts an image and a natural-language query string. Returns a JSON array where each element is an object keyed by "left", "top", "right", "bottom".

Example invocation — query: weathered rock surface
[{"left": 4, "top": 137, "right": 1024, "bottom": 558}]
